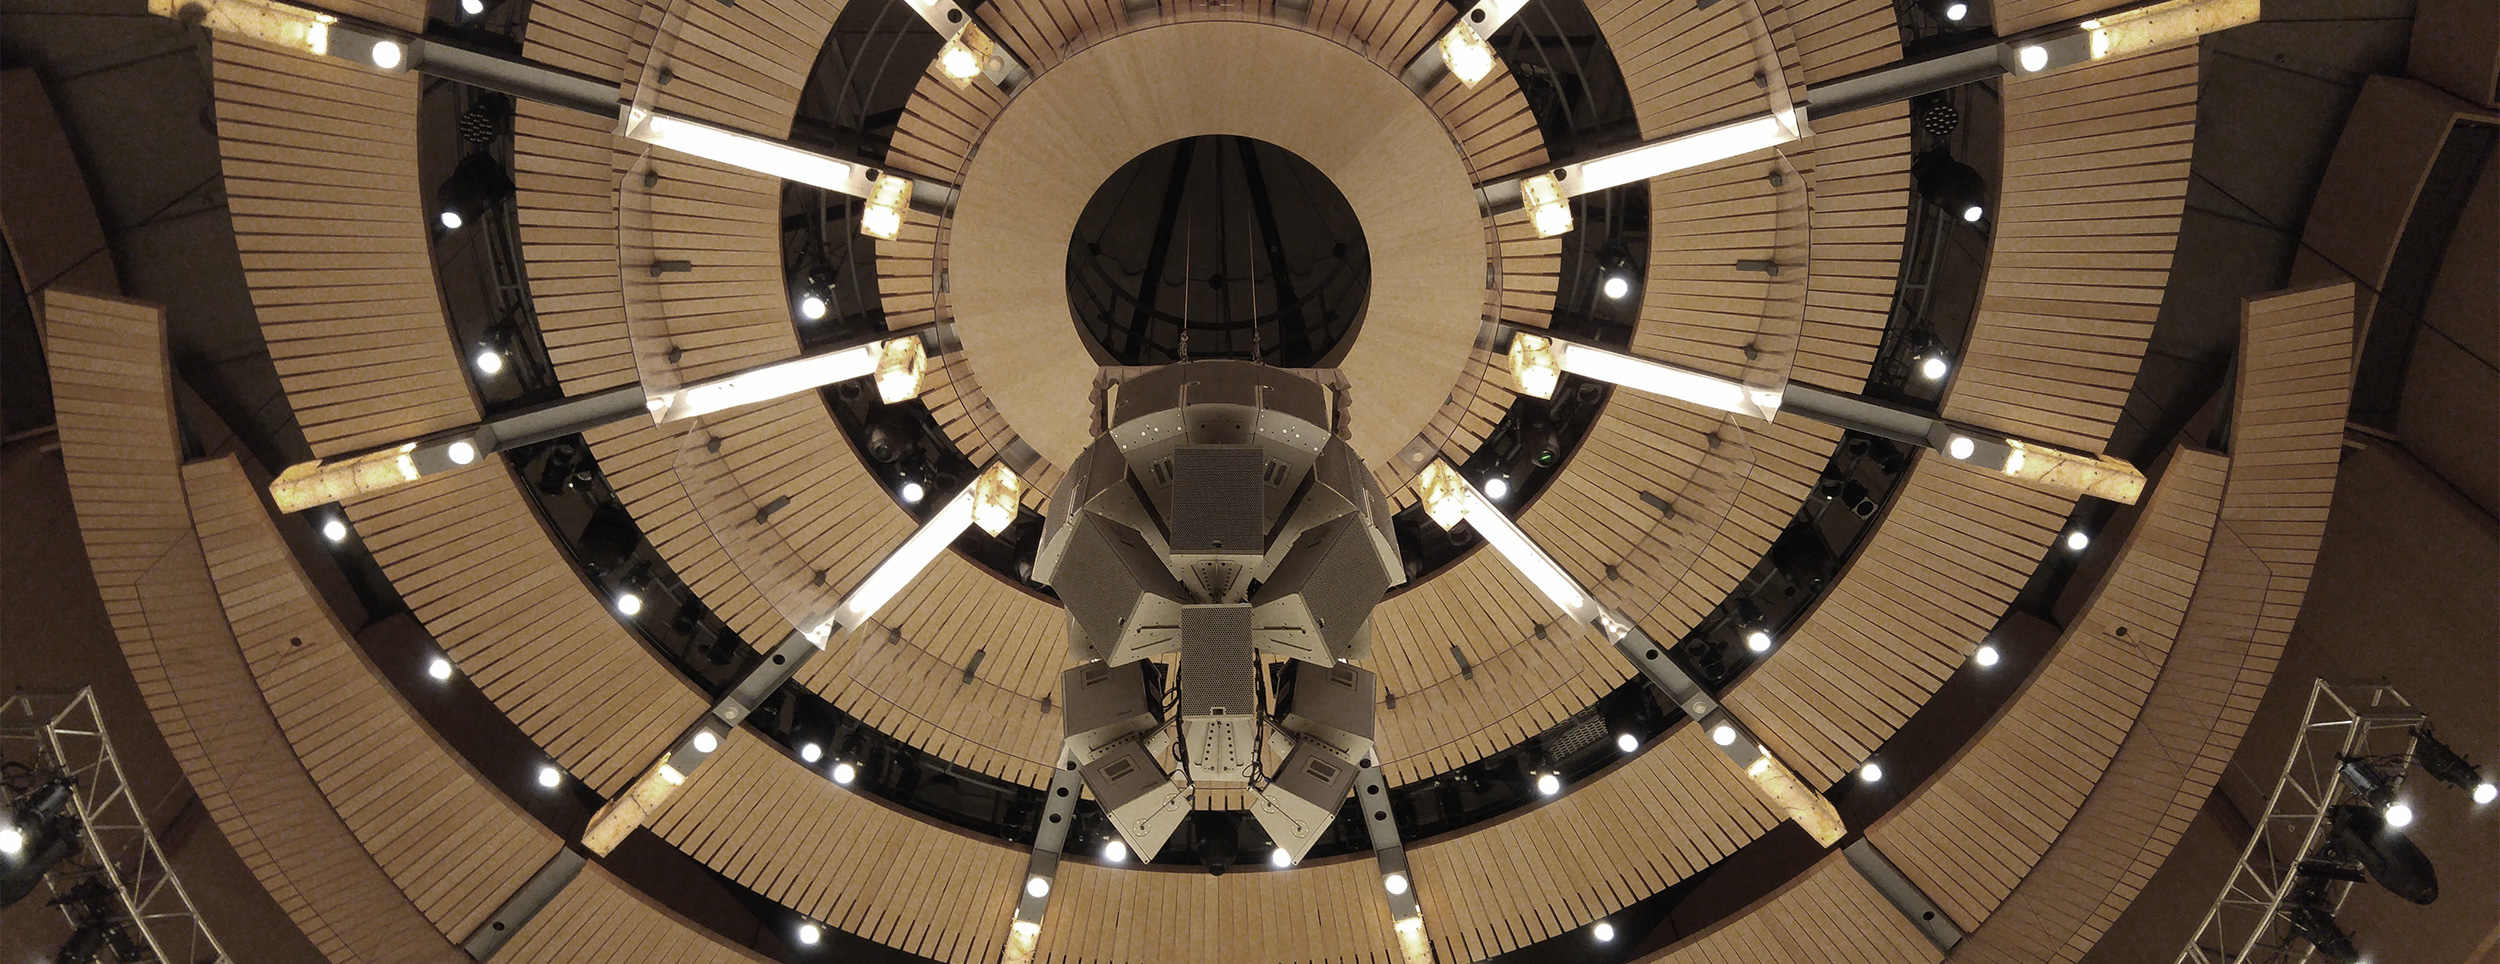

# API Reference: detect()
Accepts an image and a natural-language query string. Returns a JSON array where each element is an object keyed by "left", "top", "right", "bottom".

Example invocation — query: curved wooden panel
[
  {"left": 1722, "top": 462, "right": 2074, "bottom": 787},
  {"left": 1409, "top": 726, "right": 1784, "bottom": 962},
  {"left": 1786, "top": 0, "right": 1902, "bottom": 85},
  {"left": 1795, "top": 105, "right": 1911, "bottom": 390},
  {"left": 41, "top": 290, "right": 466, "bottom": 964},
  {"left": 1865, "top": 446, "right": 2225, "bottom": 930},
  {"left": 213, "top": 40, "right": 477, "bottom": 458},
  {"left": 627, "top": 0, "right": 845, "bottom": 136},
  {"left": 647, "top": 731, "right": 1024, "bottom": 964},
  {"left": 516, "top": 102, "right": 637, "bottom": 394},
  {"left": 184, "top": 455, "right": 565, "bottom": 941},
  {"left": 346, "top": 463, "right": 707, "bottom": 796},
  {"left": 1591, "top": 0, "right": 1799, "bottom": 140},
  {"left": 1942, "top": 47, "right": 2199, "bottom": 454},
  {"left": 1037, "top": 852, "right": 1404, "bottom": 964},
  {"left": 496, "top": 865, "right": 772, "bottom": 964},
  {"left": 1948, "top": 283, "right": 2353, "bottom": 963},
  {"left": 1631, "top": 853, "right": 1940, "bottom": 964}
]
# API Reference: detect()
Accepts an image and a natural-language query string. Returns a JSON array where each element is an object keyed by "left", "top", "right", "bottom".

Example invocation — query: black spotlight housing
[
  {"left": 435, "top": 150, "right": 517, "bottom": 232},
  {"left": 1911, "top": 148, "right": 1989, "bottom": 224},
  {"left": 2327, "top": 803, "right": 2439, "bottom": 905},
  {"left": 2, "top": 778, "right": 83, "bottom": 911},
  {"left": 2412, "top": 727, "right": 2488, "bottom": 792}
]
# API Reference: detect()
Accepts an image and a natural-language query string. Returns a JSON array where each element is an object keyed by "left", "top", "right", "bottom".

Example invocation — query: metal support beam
[
  {"left": 411, "top": 39, "right": 616, "bottom": 117},
  {"left": 1843, "top": 839, "right": 1963, "bottom": 952},
  {"left": 1013, "top": 758, "right": 1085, "bottom": 924},
  {"left": 461, "top": 848, "right": 586, "bottom": 959}
]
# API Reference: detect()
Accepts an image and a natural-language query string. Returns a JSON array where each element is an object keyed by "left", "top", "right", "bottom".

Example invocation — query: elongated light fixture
[
  {"left": 818, "top": 463, "right": 1019, "bottom": 639},
  {"left": 581, "top": 722, "right": 726, "bottom": 854},
  {"left": 153, "top": 0, "right": 407, "bottom": 71},
  {"left": 1419, "top": 459, "right": 1595, "bottom": 623},
  {"left": 643, "top": 337, "right": 923, "bottom": 423},
  {"left": 2088, "top": 0, "right": 2259, "bottom": 61},
  {"left": 622, "top": 108, "right": 873, "bottom": 196},
  {"left": 937, "top": 24, "right": 996, "bottom": 85},
  {"left": 1742, "top": 744, "right": 1846, "bottom": 846},
  {"left": 2000, "top": 439, "right": 2147, "bottom": 502},
  {"left": 1568, "top": 113, "right": 1802, "bottom": 196},
  {"left": 270, "top": 433, "right": 486, "bottom": 512},
  {"left": 1508, "top": 333, "right": 1782, "bottom": 421},
  {"left": 1394, "top": 916, "right": 1432, "bottom": 964}
]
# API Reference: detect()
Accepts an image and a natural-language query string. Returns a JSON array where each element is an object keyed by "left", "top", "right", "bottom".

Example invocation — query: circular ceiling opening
[{"left": 1067, "top": 135, "right": 1368, "bottom": 369}]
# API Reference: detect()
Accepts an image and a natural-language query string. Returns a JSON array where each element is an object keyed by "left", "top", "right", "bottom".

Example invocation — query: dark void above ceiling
[{"left": 1067, "top": 135, "right": 1369, "bottom": 369}]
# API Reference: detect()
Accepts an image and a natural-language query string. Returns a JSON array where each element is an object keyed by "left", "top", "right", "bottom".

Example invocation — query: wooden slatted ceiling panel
[
  {"left": 625, "top": 0, "right": 841, "bottom": 136},
  {"left": 1592, "top": 0, "right": 1800, "bottom": 140},
  {"left": 496, "top": 865, "right": 772, "bottom": 964},
  {"left": 1038, "top": 856, "right": 1403, "bottom": 964},
  {"left": 1632, "top": 854, "right": 1939, "bottom": 964},
  {"left": 214, "top": 40, "right": 478, "bottom": 458},
  {"left": 40, "top": 290, "right": 468, "bottom": 964},
  {"left": 1640, "top": 152, "right": 1805, "bottom": 383},
  {"left": 1951, "top": 284, "right": 2350, "bottom": 964},
  {"left": 1943, "top": 47, "right": 2199, "bottom": 454},
  {"left": 648, "top": 732, "right": 1023, "bottom": 964},
  {"left": 1992, "top": 0, "right": 2110, "bottom": 34},
  {"left": 516, "top": 103, "right": 636, "bottom": 393},
  {"left": 1367, "top": 395, "right": 1831, "bottom": 784},
  {"left": 523, "top": 0, "right": 642, "bottom": 80},
  {"left": 325, "top": 0, "right": 423, "bottom": 33},
  {"left": 1864, "top": 447, "right": 2225, "bottom": 931},
  {"left": 1410, "top": 727, "right": 1785, "bottom": 963},
  {"left": 183, "top": 455, "right": 564, "bottom": 941},
  {"left": 800, "top": 551, "right": 1068, "bottom": 787},
  {"left": 2219, "top": 283, "right": 2351, "bottom": 568},
  {"left": 1722, "top": 462, "right": 2073, "bottom": 786},
  {"left": 347, "top": 463, "right": 706, "bottom": 795},
  {"left": 1784, "top": 0, "right": 1903, "bottom": 85},
  {"left": 1795, "top": 106, "right": 1911, "bottom": 390}
]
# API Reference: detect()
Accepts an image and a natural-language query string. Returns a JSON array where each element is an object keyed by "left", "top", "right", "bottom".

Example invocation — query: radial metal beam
[{"left": 1415, "top": 461, "right": 1845, "bottom": 846}]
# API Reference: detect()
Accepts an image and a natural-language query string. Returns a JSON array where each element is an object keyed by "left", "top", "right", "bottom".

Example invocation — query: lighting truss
[
  {"left": 2176, "top": 680, "right": 2424, "bottom": 964},
  {"left": 1, "top": 689, "right": 231, "bottom": 964}
]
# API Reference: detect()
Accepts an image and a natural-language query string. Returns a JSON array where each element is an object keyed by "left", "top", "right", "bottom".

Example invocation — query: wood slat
[
  {"left": 1865, "top": 446, "right": 2225, "bottom": 930},
  {"left": 346, "top": 461, "right": 707, "bottom": 797},
  {"left": 1943, "top": 47, "right": 2200, "bottom": 454},
  {"left": 496, "top": 865, "right": 775, "bottom": 964},
  {"left": 185, "top": 454, "right": 565, "bottom": 941},
  {"left": 40, "top": 289, "right": 469, "bottom": 964},
  {"left": 214, "top": 40, "right": 478, "bottom": 458},
  {"left": 1630, "top": 852, "right": 1939, "bottom": 964},
  {"left": 1947, "top": 283, "right": 2353, "bottom": 962}
]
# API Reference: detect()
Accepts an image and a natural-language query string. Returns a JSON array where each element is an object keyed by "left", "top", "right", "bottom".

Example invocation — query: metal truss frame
[
  {"left": 2177, "top": 679, "right": 2423, "bottom": 964},
  {"left": 2, "top": 688, "right": 230, "bottom": 964}
]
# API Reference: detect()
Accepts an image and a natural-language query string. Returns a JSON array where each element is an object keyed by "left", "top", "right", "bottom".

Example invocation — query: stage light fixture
[
  {"left": 0, "top": 825, "right": 19, "bottom": 855},
  {"left": 435, "top": 151, "right": 516, "bottom": 234},
  {"left": 797, "top": 293, "right": 828, "bottom": 321},
  {"left": 2384, "top": 802, "right": 2413, "bottom": 827},
  {"left": 536, "top": 765, "right": 563, "bottom": 788},
  {"left": 797, "top": 922, "right": 823, "bottom": 946},
  {"left": 1946, "top": 435, "right": 1976, "bottom": 460},
  {"left": 2478, "top": 783, "right": 2497, "bottom": 806},
  {"left": 831, "top": 762, "right": 857, "bottom": 785},
  {"left": 1384, "top": 872, "right": 1409, "bottom": 895},
  {"left": 1026, "top": 876, "right": 1051, "bottom": 897},
  {"left": 1535, "top": 773, "right": 1561, "bottom": 796},
  {"left": 1711, "top": 724, "right": 1736, "bottom": 746},
  {"left": 1521, "top": 172, "right": 1572, "bottom": 237},
  {"left": 615, "top": 591, "right": 643, "bottom": 616},
  {"left": 1483, "top": 476, "right": 1510, "bottom": 501},
  {"left": 901, "top": 481, "right": 926, "bottom": 504},
  {"left": 1942, "top": 1, "right": 1966, "bottom": 19},
  {"left": 321, "top": 517, "right": 350, "bottom": 542},
  {"left": 1601, "top": 272, "right": 1632, "bottom": 300},
  {"left": 1616, "top": 733, "right": 1638, "bottom": 753},
  {"left": 2066, "top": 531, "right": 2090, "bottom": 551},
  {"left": 692, "top": 731, "right": 720, "bottom": 754},
  {"left": 1919, "top": 355, "right": 1950, "bottom": 380},
  {"left": 2409, "top": 728, "right": 2491, "bottom": 795},
  {"left": 1269, "top": 847, "right": 1293, "bottom": 868},
  {"left": 1912, "top": 148, "right": 1989, "bottom": 225},
  {"left": 1104, "top": 839, "right": 1128, "bottom": 863},
  {"left": 1973, "top": 644, "right": 2001, "bottom": 667},
  {"left": 861, "top": 173, "right": 913, "bottom": 240},
  {"left": 1745, "top": 630, "right": 1772, "bottom": 653},
  {"left": 1861, "top": 762, "right": 1884, "bottom": 783},
  {"left": 427, "top": 656, "right": 454, "bottom": 681},
  {"left": 801, "top": 743, "right": 823, "bottom": 763},
  {"left": 460, "top": 0, "right": 483, "bottom": 13},
  {"left": 474, "top": 349, "right": 504, "bottom": 375},
  {"left": 1592, "top": 922, "right": 1615, "bottom": 943},
  {"left": 446, "top": 440, "right": 477, "bottom": 465}
]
